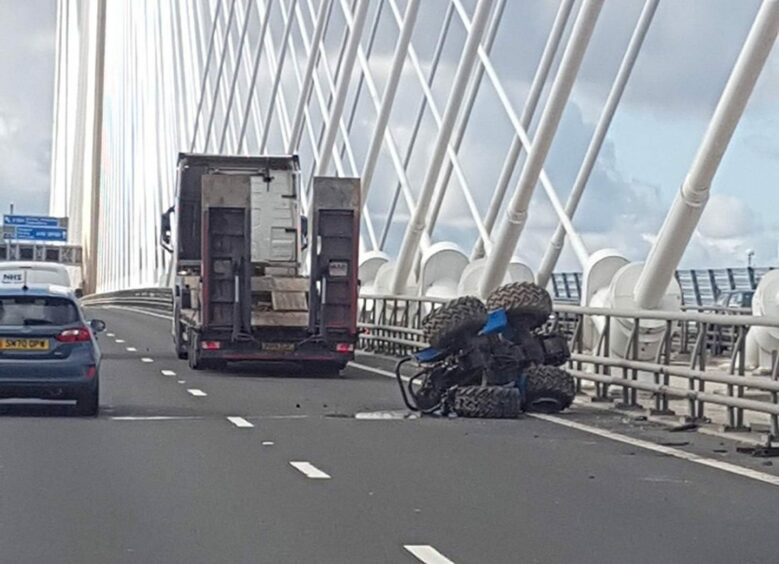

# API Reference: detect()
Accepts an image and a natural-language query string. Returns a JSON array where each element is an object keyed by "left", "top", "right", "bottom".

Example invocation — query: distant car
[
  {"left": 715, "top": 290, "right": 754, "bottom": 310},
  {"left": 0, "top": 283, "right": 105, "bottom": 415}
]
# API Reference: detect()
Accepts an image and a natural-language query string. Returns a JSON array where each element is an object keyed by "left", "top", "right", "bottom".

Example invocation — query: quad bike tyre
[
  {"left": 524, "top": 365, "right": 575, "bottom": 413},
  {"left": 452, "top": 385, "right": 522, "bottom": 419},
  {"left": 486, "top": 282, "right": 552, "bottom": 330},
  {"left": 422, "top": 296, "right": 487, "bottom": 349}
]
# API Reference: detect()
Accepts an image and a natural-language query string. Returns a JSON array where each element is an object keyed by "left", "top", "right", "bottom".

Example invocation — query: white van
[{"left": 0, "top": 262, "right": 74, "bottom": 291}]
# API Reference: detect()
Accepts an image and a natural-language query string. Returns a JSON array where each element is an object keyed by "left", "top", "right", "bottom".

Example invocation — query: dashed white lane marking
[
  {"left": 177, "top": 380, "right": 186, "bottom": 384},
  {"left": 289, "top": 461, "right": 331, "bottom": 479},
  {"left": 115, "top": 339, "right": 125, "bottom": 344},
  {"left": 404, "top": 545, "right": 455, "bottom": 564},
  {"left": 530, "top": 413, "right": 779, "bottom": 488},
  {"left": 227, "top": 416, "right": 254, "bottom": 428},
  {"left": 161, "top": 370, "right": 176, "bottom": 376},
  {"left": 262, "top": 441, "right": 275, "bottom": 446},
  {"left": 141, "top": 357, "right": 154, "bottom": 363},
  {"left": 187, "top": 388, "right": 207, "bottom": 397},
  {"left": 106, "top": 332, "right": 115, "bottom": 337},
  {"left": 126, "top": 347, "right": 137, "bottom": 352}
]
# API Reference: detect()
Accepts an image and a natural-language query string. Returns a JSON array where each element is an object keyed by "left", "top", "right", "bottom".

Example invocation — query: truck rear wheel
[
  {"left": 422, "top": 296, "right": 487, "bottom": 350},
  {"left": 187, "top": 330, "right": 203, "bottom": 370}
]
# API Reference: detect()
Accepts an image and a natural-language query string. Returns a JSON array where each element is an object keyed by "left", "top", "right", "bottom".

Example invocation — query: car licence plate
[
  {"left": 0, "top": 338, "right": 50, "bottom": 351},
  {"left": 261, "top": 342, "right": 295, "bottom": 353}
]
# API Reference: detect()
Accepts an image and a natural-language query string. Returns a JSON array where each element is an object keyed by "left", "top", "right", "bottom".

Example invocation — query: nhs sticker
[{"left": 1, "top": 273, "right": 23, "bottom": 284}]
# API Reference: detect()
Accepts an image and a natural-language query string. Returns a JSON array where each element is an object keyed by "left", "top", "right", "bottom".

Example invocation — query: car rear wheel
[{"left": 76, "top": 381, "right": 99, "bottom": 417}]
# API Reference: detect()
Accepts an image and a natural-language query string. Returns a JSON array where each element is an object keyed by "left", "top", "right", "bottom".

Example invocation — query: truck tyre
[
  {"left": 452, "top": 386, "right": 521, "bottom": 419},
  {"left": 486, "top": 282, "right": 552, "bottom": 330},
  {"left": 524, "top": 366, "right": 575, "bottom": 413},
  {"left": 422, "top": 296, "right": 487, "bottom": 350},
  {"left": 76, "top": 381, "right": 99, "bottom": 417},
  {"left": 187, "top": 329, "right": 203, "bottom": 370},
  {"left": 175, "top": 322, "right": 188, "bottom": 360}
]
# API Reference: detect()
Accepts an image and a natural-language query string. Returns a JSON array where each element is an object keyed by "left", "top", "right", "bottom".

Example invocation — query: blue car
[{"left": 0, "top": 284, "right": 105, "bottom": 415}]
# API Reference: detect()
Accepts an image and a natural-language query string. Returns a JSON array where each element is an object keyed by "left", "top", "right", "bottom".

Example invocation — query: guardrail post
[
  {"left": 616, "top": 319, "right": 641, "bottom": 409},
  {"left": 770, "top": 351, "right": 779, "bottom": 442},
  {"left": 572, "top": 314, "right": 583, "bottom": 394},
  {"left": 697, "top": 322, "right": 708, "bottom": 421},
  {"left": 591, "top": 315, "right": 611, "bottom": 402},
  {"left": 650, "top": 320, "right": 674, "bottom": 415},
  {"left": 687, "top": 321, "right": 704, "bottom": 419},
  {"left": 723, "top": 326, "right": 750, "bottom": 432},
  {"left": 737, "top": 325, "right": 747, "bottom": 429}
]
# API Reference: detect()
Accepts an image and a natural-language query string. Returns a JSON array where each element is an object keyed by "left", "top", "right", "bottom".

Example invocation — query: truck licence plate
[
  {"left": 262, "top": 342, "right": 295, "bottom": 352},
  {"left": 0, "top": 338, "right": 49, "bottom": 351}
]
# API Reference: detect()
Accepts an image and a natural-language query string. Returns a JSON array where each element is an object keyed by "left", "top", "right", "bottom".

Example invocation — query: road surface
[{"left": 0, "top": 307, "right": 777, "bottom": 564}]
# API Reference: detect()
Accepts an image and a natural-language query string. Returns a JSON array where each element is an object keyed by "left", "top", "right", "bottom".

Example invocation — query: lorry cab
[{"left": 164, "top": 154, "right": 360, "bottom": 373}]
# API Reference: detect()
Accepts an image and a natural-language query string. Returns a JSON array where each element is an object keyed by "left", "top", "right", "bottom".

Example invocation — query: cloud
[
  {"left": 0, "top": 0, "right": 56, "bottom": 215},
  {"left": 698, "top": 194, "right": 756, "bottom": 239}
]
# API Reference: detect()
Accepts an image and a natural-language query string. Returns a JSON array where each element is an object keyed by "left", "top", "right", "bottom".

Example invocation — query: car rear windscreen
[{"left": 0, "top": 296, "right": 79, "bottom": 326}]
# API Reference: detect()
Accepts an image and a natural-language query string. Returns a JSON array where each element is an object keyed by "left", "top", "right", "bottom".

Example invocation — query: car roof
[
  {"left": 0, "top": 262, "right": 68, "bottom": 272},
  {"left": 0, "top": 283, "right": 76, "bottom": 299}
]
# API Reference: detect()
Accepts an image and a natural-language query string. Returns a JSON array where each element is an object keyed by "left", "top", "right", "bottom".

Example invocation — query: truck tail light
[
  {"left": 336, "top": 343, "right": 354, "bottom": 353},
  {"left": 202, "top": 341, "right": 221, "bottom": 350},
  {"left": 56, "top": 327, "right": 92, "bottom": 343}
]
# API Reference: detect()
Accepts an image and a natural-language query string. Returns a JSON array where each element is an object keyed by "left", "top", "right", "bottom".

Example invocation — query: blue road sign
[
  {"left": 3, "top": 215, "right": 67, "bottom": 228},
  {"left": 3, "top": 226, "right": 68, "bottom": 242}
]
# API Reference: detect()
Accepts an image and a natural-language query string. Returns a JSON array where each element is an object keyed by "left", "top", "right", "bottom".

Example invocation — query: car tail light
[
  {"left": 86, "top": 366, "right": 97, "bottom": 379},
  {"left": 56, "top": 327, "right": 92, "bottom": 343},
  {"left": 336, "top": 343, "right": 354, "bottom": 353},
  {"left": 202, "top": 341, "right": 221, "bottom": 350}
]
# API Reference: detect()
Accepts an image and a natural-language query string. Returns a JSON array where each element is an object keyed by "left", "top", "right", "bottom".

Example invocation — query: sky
[
  {"left": 2, "top": 0, "right": 778, "bottom": 272},
  {"left": 0, "top": 0, "right": 56, "bottom": 217}
]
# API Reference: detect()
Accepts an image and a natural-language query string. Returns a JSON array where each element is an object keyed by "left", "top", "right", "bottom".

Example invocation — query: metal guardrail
[
  {"left": 84, "top": 287, "right": 779, "bottom": 440},
  {"left": 80, "top": 287, "right": 173, "bottom": 313},
  {"left": 358, "top": 293, "right": 779, "bottom": 440}
]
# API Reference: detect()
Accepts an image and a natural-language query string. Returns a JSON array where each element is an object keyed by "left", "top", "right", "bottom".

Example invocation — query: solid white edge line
[
  {"left": 161, "top": 370, "right": 176, "bottom": 376},
  {"left": 227, "top": 416, "right": 254, "bottom": 428},
  {"left": 404, "top": 545, "right": 455, "bottom": 564},
  {"left": 530, "top": 413, "right": 779, "bottom": 487},
  {"left": 349, "top": 361, "right": 779, "bottom": 488},
  {"left": 289, "top": 461, "right": 331, "bottom": 479},
  {"left": 187, "top": 388, "right": 207, "bottom": 397}
]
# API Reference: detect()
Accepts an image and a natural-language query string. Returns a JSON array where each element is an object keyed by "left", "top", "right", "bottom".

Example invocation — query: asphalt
[{"left": 0, "top": 306, "right": 778, "bottom": 564}]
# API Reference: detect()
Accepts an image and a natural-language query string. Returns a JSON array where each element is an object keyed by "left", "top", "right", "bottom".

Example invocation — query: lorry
[{"left": 161, "top": 154, "right": 360, "bottom": 374}]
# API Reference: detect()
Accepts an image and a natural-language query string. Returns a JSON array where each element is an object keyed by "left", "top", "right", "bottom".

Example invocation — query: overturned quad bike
[{"left": 395, "top": 282, "right": 576, "bottom": 418}]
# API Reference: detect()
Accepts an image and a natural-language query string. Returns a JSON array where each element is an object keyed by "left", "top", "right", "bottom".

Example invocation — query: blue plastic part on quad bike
[
  {"left": 414, "top": 346, "right": 447, "bottom": 363},
  {"left": 480, "top": 308, "right": 508, "bottom": 336},
  {"left": 415, "top": 308, "right": 510, "bottom": 364}
]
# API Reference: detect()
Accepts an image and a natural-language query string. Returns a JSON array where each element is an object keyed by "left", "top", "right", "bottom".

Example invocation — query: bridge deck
[{"left": 1, "top": 307, "right": 777, "bottom": 563}]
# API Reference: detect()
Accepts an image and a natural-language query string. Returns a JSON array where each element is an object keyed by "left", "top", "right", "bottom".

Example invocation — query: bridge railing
[
  {"left": 82, "top": 287, "right": 779, "bottom": 440},
  {"left": 358, "top": 294, "right": 779, "bottom": 440}
]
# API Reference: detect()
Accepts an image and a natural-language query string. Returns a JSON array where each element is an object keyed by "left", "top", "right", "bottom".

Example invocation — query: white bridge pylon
[{"left": 50, "top": 0, "right": 779, "bottom": 359}]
